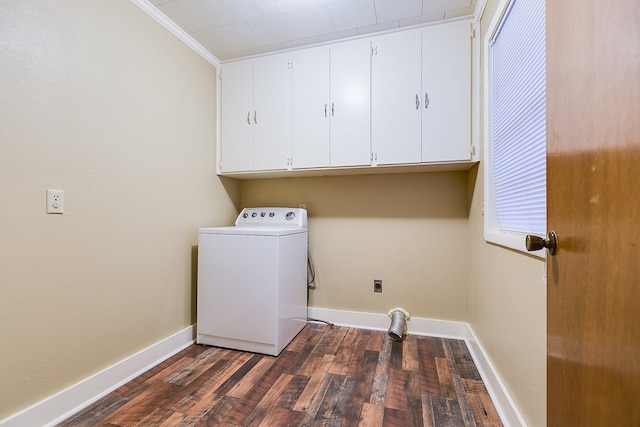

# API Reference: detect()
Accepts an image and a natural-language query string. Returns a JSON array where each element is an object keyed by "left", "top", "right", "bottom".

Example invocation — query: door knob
[{"left": 525, "top": 231, "right": 558, "bottom": 255}]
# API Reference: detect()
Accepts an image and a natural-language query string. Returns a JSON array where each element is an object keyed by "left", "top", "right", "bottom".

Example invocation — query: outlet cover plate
[{"left": 46, "top": 189, "right": 64, "bottom": 214}]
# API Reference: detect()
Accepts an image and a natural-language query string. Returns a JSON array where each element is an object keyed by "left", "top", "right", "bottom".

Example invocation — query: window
[{"left": 484, "top": 0, "right": 546, "bottom": 256}]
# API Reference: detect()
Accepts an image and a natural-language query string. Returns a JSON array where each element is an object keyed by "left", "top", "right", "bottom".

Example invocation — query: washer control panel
[{"left": 235, "top": 207, "right": 307, "bottom": 228}]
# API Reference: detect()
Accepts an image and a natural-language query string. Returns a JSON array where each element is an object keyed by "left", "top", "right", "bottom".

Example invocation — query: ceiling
[{"left": 145, "top": 0, "right": 478, "bottom": 61}]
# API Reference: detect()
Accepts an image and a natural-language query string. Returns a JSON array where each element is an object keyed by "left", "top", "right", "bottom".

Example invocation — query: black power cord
[{"left": 306, "top": 247, "right": 333, "bottom": 326}]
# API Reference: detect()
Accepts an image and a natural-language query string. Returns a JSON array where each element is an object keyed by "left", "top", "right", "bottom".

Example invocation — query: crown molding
[{"left": 130, "top": 0, "right": 221, "bottom": 68}]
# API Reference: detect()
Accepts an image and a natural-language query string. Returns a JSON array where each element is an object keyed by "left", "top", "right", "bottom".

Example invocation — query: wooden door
[{"left": 546, "top": 0, "right": 640, "bottom": 425}]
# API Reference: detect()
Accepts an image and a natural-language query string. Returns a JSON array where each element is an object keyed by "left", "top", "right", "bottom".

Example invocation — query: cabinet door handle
[
  {"left": 331, "top": 102, "right": 335, "bottom": 117},
  {"left": 247, "top": 111, "right": 251, "bottom": 125},
  {"left": 324, "top": 103, "right": 327, "bottom": 117},
  {"left": 424, "top": 93, "right": 430, "bottom": 109},
  {"left": 254, "top": 111, "right": 257, "bottom": 124},
  {"left": 416, "top": 94, "right": 420, "bottom": 110}
]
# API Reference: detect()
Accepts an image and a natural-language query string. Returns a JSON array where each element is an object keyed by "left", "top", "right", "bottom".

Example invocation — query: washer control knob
[
  {"left": 285, "top": 211, "right": 296, "bottom": 221},
  {"left": 251, "top": 212, "right": 257, "bottom": 218},
  {"left": 260, "top": 212, "right": 266, "bottom": 217},
  {"left": 269, "top": 212, "right": 275, "bottom": 217},
  {"left": 242, "top": 212, "right": 248, "bottom": 218}
]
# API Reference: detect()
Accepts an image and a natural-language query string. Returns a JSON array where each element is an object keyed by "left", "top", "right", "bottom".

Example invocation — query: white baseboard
[
  {"left": 0, "top": 325, "right": 195, "bottom": 427},
  {"left": 307, "top": 306, "right": 471, "bottom": 339},
  {"left": 465, "top": 326, "right": 528, "bottom": 427},
  {"left": 307, "top": 307, "right": 527, "bottom": 427}
]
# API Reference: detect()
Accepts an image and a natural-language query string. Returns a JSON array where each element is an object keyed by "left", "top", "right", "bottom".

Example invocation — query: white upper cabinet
[
  {"left": 421, "top": 21, "right": 472, "bottom": 162},
  {"left": 329, "top": 39, "right": 372, "bottom": 167},
  {"left": 220, "top": 55, "right": 290, "bottom": 173},
  {"left": 220, "top": 61, "right": 253, "bottom": 172},
  {"left": 371, "top": 32, "right": 422, "bottom": 165},
  {"left": 291, "top": 47, "right": 331, "bottom": 169},
  {"left": 218, "top": 20, "right": 475, "bottom": 177},
  {"left": 291, "top": 41, "right": 372, "bottom": 169},
  {"left": 252, "top": 56, "right": 290, "bottom": 171}
]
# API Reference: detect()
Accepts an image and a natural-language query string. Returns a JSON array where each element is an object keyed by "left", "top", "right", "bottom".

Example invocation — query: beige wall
[
  {"left": 466, "top": 1, "right": 547, "bottom": 426},
  {"left": 0, "top": 0, "right": 547, "bottom": 424},
  {"left": 240, "top": 172, "right": 470, "bottom": 320},
  {"left": 0, "top": 0, "right": 239, "bottom": 418}
]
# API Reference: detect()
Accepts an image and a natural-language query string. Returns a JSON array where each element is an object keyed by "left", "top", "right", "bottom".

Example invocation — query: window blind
[{"left": 490, "top": 0, "right": 546, "bottom": 236}]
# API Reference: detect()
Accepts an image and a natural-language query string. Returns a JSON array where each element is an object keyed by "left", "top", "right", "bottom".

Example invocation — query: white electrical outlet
[{"left": 46, "top": 189, "right": 64, "bottom": 214}]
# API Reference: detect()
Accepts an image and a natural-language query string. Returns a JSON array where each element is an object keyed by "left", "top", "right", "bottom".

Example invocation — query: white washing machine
[{"left": 197, "top": 207, "right": 308, "bottom": 356}]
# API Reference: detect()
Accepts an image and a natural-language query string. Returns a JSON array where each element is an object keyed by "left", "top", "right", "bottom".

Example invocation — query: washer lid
[{"left": 199, "top": 226, "right": 307, "bottom": 236}]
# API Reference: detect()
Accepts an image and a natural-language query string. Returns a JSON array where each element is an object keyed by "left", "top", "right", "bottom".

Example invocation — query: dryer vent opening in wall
[{"left": 387, "top": 308, "right": 411, "bottom": 341}]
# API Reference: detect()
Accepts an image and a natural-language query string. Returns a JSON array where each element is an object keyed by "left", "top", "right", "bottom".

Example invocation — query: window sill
[{"left": 484, "top": 229, "right": 546, "bottom": 259}]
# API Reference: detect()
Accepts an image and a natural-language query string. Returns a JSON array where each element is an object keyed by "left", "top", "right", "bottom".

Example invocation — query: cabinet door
[
  {"left": 291, "top": 47, "right": 330, "bottom": 169},
  {"left": 329, "top": 39, "right": 371, "bottom": 167},
  {"left": 253, "top": 56, "right": 290, "bottom": 171},
  {"left": 220, "top": 61, "right": 254, "bottom": 172},
  {"left": 371, "top": 32, "right": 422, "bottom": 165},
  {"left": 422, "top": 21, "right": 472, "bottom": 162}
]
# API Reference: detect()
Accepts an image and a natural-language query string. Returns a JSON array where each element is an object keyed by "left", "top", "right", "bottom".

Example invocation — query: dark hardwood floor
[{"left": 57, "top": 324, "right": 502, "bottom": 426}]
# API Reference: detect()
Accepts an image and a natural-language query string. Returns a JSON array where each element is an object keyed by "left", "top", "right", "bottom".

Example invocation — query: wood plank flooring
[{"left": 57, "top": 324, "right": 502, "bottom": 427}]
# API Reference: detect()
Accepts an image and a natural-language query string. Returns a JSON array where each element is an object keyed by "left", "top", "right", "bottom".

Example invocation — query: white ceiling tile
[
  {"left": 444, "top": 5, "right": 475, "bottom": 19},
  {"left": 216, "top": 49, "right": 255, "bottom": 61},
  {"left": 357, "top": 20, "right": 399, "bottom": 36},
  {"left": 195, "top": 22, "right": 260, "bottom": 55},
  {"left": 285, "top": 6, "right": 338, "bottom": 35},
  {"left": 326, "top": 0, "right": 377, "bottom": 31},
  {"left": 162, "top": 0, "right": 262, "bottom": 32},
  {"left": 252, "top": 0, "right": 330, "bottom": 16},
  {"left": 283, "top": 36, "right": 322, "bottom": 49},
  {"left": 161, "top": 0, "right": 224, "bottom": 32},
  {"left": 245, "top": 14, "right": 290, "bottom": 45},
  {"left": 374, "top": 0, "right": 422, "bottom": 23},
  {"left": 318, "top": 28, "right": 359, "bottom": 42},
  {"left": 247, "top": 5, "right": 335, "bottom": 45},
  {"left": 145, "top": 0, "right": 473, "bottom": 61},
  {"left": 399, "top": 11, "right": 445, "bottom": 27},
  {"left": 422, "top": 0, "right": 471, "bottom": 15},
  {"left": 205, "top": 0, "right": 263, "bottom": 25},
  {"left": 249, "top": 42, "right": 288, "bottom": 56}
]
